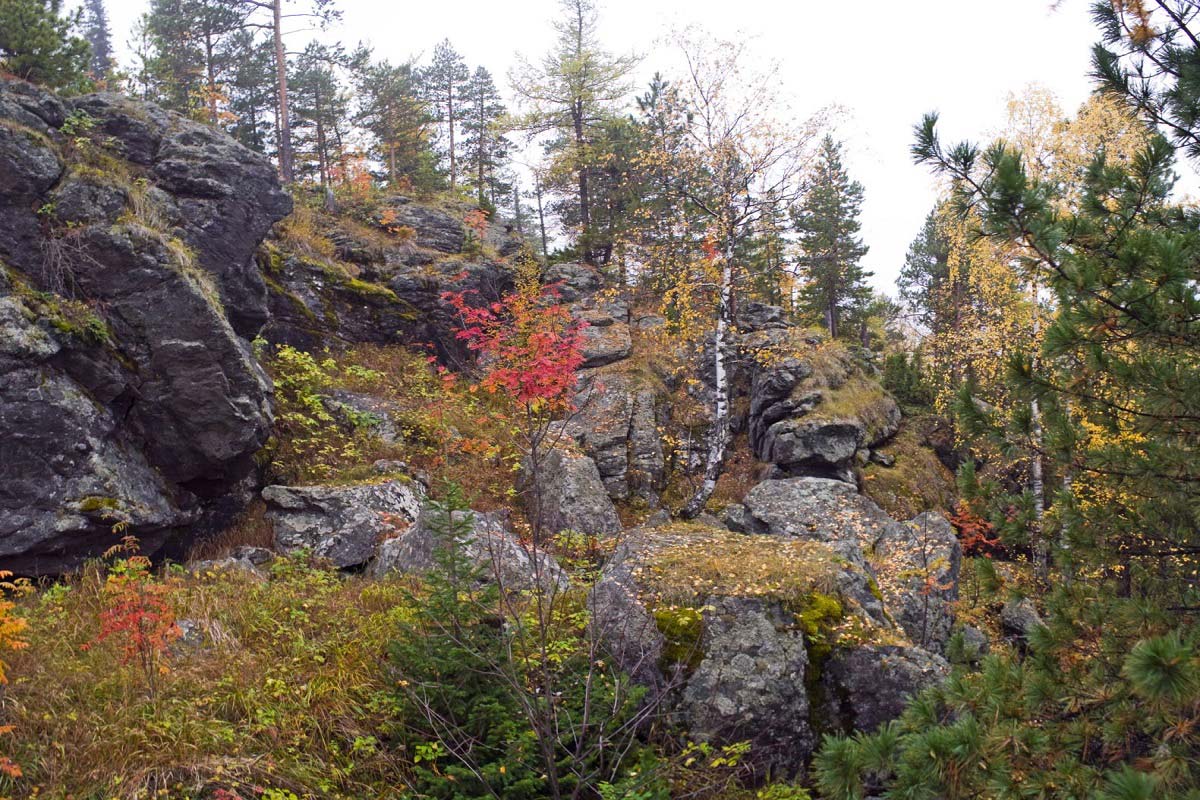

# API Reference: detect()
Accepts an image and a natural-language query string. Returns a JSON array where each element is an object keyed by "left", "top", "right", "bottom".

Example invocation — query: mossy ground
[{"left": 860, "top": 419, "right": 957, "bottom": 519}]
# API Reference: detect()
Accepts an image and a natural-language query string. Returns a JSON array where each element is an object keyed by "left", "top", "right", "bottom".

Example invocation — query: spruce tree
[
  {"left": 0, "top": 0, "right": 89, "bottom": 89},
  {"left": 424, "top": 39, "right": 469, "bottom": 189},
  {"left": 792, "top": 135, "right": 872, "bottom": 338},
  {"left": 81, "top": 0, "right": 111, "bottom": 79},
  {"left": 897, "top": 206, "right": 953, "bottom": 332}
]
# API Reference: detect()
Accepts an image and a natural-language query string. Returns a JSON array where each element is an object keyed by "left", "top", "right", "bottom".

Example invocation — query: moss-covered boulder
[
  {"left": 591, "top": 523, "right": 894, "bottom": 775},
  {"left": 746, "top": 334, "right": 900, "bottom": 481}
]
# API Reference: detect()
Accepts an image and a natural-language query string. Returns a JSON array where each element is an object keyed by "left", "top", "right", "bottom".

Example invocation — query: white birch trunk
[{"left": 683, "top": 236, "right": 735, "bottom": 518}]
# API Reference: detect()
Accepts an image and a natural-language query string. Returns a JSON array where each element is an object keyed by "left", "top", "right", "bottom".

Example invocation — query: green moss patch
[{"left": 861, "top": 420, "right": 956, "bottom": 518}]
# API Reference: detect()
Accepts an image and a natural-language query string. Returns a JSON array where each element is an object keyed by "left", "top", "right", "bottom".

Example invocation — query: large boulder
[
  {"left": 741, "top": 478, "right": 961, "bottom": 650},
  {"left": 746, "top": 337, "right": 900, "bottom": 480},
  {"left": 0, "top": 80, "right": 288, "bottom": 574},
  {"left": 369, "top": 506, "right": 566, "bottom": 592},
  {"left": 524, "top": 449, "right": 622, "bottom": 537},
  {"left": 591, "top": 523, "right": 894, "bottom": 774},
  {"left": 264, "top": 480, "right": 424, "bottom": 569}
]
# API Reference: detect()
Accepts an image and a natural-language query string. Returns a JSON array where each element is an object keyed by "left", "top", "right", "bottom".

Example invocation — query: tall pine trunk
[{"left": 272, "top": 0, "right": 293, "bottom": 182}]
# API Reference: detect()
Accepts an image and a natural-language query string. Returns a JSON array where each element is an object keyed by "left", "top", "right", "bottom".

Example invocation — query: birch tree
[{"left": 650, "top": 32, "right": 824, "bottom": 517}]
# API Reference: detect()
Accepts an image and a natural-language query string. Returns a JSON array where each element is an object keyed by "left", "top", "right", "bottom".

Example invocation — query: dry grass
[
  {"left": 1, "top": 554, "right": 418, "bottom": 799},
  {"left": 274, "top": 205, "right": 337, "bottom": 262},
  {"left": 861, "top": 422, "right": 957, "bottom": 519},
  {"left": 186, "top": 501, "right": 274, "bottom": 562},
  {"left": 629, "top": 523, "right": 845, "bottom": 608}
]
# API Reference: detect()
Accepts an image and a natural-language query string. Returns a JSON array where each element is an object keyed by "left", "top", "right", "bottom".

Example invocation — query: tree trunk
[
  {"left": 1029, "top": 278, "right": 1048, "bottom": 580},
  {"left": 204, "top": 31, "right": 218, "bottom": 125},
  {"left": 535, "top": 175, "right": 548, "bottom": 257},
  {"left": 272, "top": 0, "right": 293, "bottom": 182},
  {"left": 573, "top": 104, "right": 592, "bottom": 263},
  {"left": 447, "top": 85, "right": 457, "bottom": 188},
  {"left": 683, "top": 233, "right": 735, "bottom": 518}
]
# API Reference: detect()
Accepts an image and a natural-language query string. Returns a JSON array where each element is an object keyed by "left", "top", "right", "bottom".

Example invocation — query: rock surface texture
[
  {"left": 264, "top": 480, "right": 424, "bottom": 569},
  {"left": 0, "top": 79, "right": 289, "bottom": 574}
]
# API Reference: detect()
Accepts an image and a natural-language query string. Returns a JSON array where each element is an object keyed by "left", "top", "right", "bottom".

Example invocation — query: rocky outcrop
[
  {"left": 591, "top": 523, "right": 896, "bottom": 775},
  {"left": 369, "top": 506, "right": 567, "bottom": 592},
  {"left": 741, "top": 477, "right": 897, "bottom": 564},
  {"left": 0, "top": 79, "right": 288, "bottom": 574},
  {"left": 261, "top": 245, "right": 512, "bottom": 365},
  {"left": 746, "top": 336, "right": 900, "bottom": 481},
  {"left": 569, "top": 371, "right": 665, "bottom": 501},
  {"left": 523, "top": 449, "right": 622, "bottom": 537},
  {"left": 873, "top": 512, "right": 961, "bottom": 652},
  {"left": 741, "top": 478, "right": 962, "bottom": 652},
  {"left": 263, "top": 479, "right": 424, "bottom": 569}
]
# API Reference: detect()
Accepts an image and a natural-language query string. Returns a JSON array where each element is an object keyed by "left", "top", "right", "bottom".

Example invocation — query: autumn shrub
[
  {"left": 443, "top": 254, "right": 587, "bottom": 539},
  {"left": 89, "top": 537, "right": 182, "bottom": 699},
  {"left": 1, "top": 552, "right": 417, "bottom": 799}
]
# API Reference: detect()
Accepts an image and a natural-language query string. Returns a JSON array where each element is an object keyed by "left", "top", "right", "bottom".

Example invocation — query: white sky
[{"left": 99, "top": 0, "right": 1102, "bottom": 294}]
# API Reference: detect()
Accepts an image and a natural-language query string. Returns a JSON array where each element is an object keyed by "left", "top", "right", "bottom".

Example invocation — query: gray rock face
[
  {"left": 369, "top": 507, "right": 566, "bottom": 592},
  {"left": 569, "top": 372, "right": 665, "bottom": 501},
  {"left": 544, "top": 261, "right": 603, "bottom": 301},
  {"left": 264, "top": 480, "right": 425, "bottom": 568},
  {"left": 74, "top": 92, "right": 291, "bottom": 336},
  {"left": 746, "top": 342, "right": 900, "bottom": 481},
  {"left": 323, "top": 390, "right": 402, "bottom": 445},
  {"left": 677, "top": 597, "right": 814, "bottom": 774},
  {"left": 262, "top": 246, "right": 512, "bottom": 365},
  {"left": 524, "top": 449, "right": 622, "bottom": 537},
  {"left": 741, "top": 477, "right": 893, "bottom": 563},
  {"left": 0, "top": 80, "right": 287, "bottom": 574},
  {"left": 872, "top": 512, "right": 961, "bottom": 652},
  {"left": 820, "top": 645, "right": 950, "bottom": 734},
  {"left": 385, "top": 197, "right": 465, "bottom": 253},
  {"left": 580, "top": 318, "right": 633, "bottom": 367}
]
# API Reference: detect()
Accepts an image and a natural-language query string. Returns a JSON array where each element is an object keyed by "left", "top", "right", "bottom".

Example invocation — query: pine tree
[
  {"left": 815, "top": 5, "right": 1200, "bottom": 796},
  {"left": 81, "top": 0, "right": 112, "bottom": 80},
  {"left": 510, "top": 0, "right": 638, "bottom": 264},
  {"left": 0, "top": 0, "right": 90, "bottom": 89},
  {"left": 461, "top": 65, "right": 508, "bottom": 206},
  {"left": 354, "top": 55, "right": 436, "bottom": 188},
  {"left": 424, "top": 39, "right": 469, "bottom": 189},
  {"left": 792, "top": 135, "right": 872, "bottom": 339},
  {"left": 224, "top": 28, "right": 275, "bottom": 152},
  {"left": 290, "top": 42, "right": 349, "bottom": 186}
]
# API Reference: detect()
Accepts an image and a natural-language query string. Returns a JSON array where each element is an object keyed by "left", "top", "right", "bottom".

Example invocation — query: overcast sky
[{"left": 100, "top": 0, "right": 1102, "bottom": 294}]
